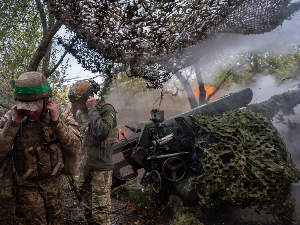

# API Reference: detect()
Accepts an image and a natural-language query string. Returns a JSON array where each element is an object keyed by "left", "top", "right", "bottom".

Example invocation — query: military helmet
[
  {"left": 68, "top": 79, "right": 100, "bottom": 102},
  {"left": 14, "top": 71, "right": 53, "bottom": 111}
]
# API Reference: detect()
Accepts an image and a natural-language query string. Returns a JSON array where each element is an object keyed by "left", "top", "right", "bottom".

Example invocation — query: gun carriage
[{"left": 111, "top": 88, "right": 253, "bottom": 203}]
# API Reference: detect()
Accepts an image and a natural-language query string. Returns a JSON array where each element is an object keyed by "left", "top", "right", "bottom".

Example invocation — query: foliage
[
  {"left": 0, "top": 79, "right": 15, "bottom": 114},
  {"left": 110, "top": 70, "right": 148, "bottom": 97},
  {"left": 0, "top": 0, "right": 70, "bottom": 108},
  {"left": 0, "top": 1, "right": 41, "bottom": 77},
  {"left": 47, "top": 60, "right": 70, "bottom": 104},
  {"left": 209, "top": 47, "right": 300, "bottom": 89}
]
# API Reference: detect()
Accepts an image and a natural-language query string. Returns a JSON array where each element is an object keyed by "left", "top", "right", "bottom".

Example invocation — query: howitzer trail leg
[
  {"left": 80, "top": 170, "right": 112, "bottom": 225},
  {"left": 15, "top": 183, "right": 63, "bottom": 225}
]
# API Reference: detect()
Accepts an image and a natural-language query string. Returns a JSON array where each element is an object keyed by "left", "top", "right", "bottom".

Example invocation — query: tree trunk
[
  {"left": 27, "top": 21, "right": 62, "bottom": 72},
  {"left": 174, "top": 71, "right": 198, "bottom": 109},
  {"left": 194, "top": 64, "right": 207, "bottom": 106}
]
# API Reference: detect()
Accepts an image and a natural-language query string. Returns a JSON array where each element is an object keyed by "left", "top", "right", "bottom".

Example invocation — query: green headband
[{"left": 14, "top": 83, "right": 51, "bottom": 94}]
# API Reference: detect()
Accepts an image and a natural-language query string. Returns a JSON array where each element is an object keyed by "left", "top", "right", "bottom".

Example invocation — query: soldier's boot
[{"left": 93, "top": 207, "right": 111, "bottom": 225}]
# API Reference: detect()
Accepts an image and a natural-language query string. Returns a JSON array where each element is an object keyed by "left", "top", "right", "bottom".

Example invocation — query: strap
[
  {"left": 51, "top": 144, "right": 64, "bottom": 175},
  {"left": 21, "top": 148, "right": 34, "bottom": 180}
]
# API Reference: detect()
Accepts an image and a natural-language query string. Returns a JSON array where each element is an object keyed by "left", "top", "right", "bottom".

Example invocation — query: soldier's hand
[
  {"left": 45, "top": 101, "right": 60, "bottom": 122},
  {"left": 11, "top": 105, "right": 24, "bottom": 123},
  {"left": 70, "top": 102, "right": 78, "bottom": 112},
  {"left": 86, "top": 95, "right": 97, "bottom": 109}
]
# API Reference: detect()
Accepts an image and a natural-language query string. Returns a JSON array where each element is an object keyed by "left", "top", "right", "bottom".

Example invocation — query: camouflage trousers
[
  {"left": 80, "top": 170, "right": 112, "bottom": 225},
  {"left": 14, "top": 182, "right": 63, "bottom": 225}
]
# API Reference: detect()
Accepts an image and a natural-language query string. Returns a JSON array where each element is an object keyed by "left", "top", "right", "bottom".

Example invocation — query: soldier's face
[
  {"left": 24, "top": 100, "right": 44, "bottom": 120},
  {"left": 72, "top": 98, "right": 87, "bottom": 110}
]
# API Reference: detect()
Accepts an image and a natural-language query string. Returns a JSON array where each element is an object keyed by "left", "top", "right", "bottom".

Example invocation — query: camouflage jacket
[
  {"left": 0, "top": 106, "right": 81, "bottom": 190},
  {"left": 76, "top": 99, "right": 118, "bottom": 172}
]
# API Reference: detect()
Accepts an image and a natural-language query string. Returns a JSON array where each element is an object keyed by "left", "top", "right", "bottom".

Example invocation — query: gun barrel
[
  {"left": 164, "top": 88, "right": 253, "bottom": 127},
  {"left": 113, "top": 132, "right": 141, "bottom": 152},
  {"left": 113, "top": 88, "right": 253, "bottom": 152}
]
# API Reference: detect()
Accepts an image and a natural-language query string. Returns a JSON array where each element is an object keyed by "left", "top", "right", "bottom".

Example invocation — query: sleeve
[
  {"left": 0, "top": 111, "right": 20, "bottom": 161},
  {"left": 51, "top": 107, "right": 82, "bottom": 156},
  {"left": 87, "top": 105, "right": 116, "bottom": 142}
]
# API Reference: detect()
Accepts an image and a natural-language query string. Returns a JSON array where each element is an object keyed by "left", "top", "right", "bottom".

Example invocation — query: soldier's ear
[{"left": 45, "top": 97, "right": 50, "bottom": 102}]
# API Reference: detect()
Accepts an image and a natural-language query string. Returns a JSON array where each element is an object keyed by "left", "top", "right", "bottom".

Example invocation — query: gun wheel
[
  {"left": 150, "top": 170, "right": 162, "bottom": 193},
  {"left": 162, "top": 157, "right": 186, "bottom": 182}
]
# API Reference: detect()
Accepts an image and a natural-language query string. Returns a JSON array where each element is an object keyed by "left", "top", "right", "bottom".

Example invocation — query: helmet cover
[
  {"left": 68, "top": 80, "right": 100, "bottom": 102},
  {"left": 14, "top": 71, "right": 52, "bottom": 111}
]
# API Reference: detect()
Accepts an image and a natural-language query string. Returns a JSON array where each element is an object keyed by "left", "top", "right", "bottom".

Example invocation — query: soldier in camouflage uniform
[
  {"left": 68, "top": 80, "right": 118, "bottom": 225},
  {"left": 0, "top": 72, "right": 81, "bottom": 225}
]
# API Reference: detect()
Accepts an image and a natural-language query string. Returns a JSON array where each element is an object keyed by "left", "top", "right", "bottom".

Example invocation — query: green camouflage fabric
[
  {"left": 0, "top": 107, "right": 81, "bottom": 189},
  {"left": 17, "top": 98, "right": 43, "bottom": 111},
  {"left": 80, "top": 170, "right": 113, "bottom": 225},
  {"left": 74, "top": 99, "right": 117, "bottom": 225},
  {"left": 76, "top": 100, "right": 117, "bottom": 172},
  {"left": 51, "top": 106, "right": 82, "bottom": 157},
  {"left": 15, "top": 180, "right": 63, "bottom": 225},
  {"left": 0, "top": 105, "right": 81, "bottom": 223},
  {"left": 190, "top": 109, "right": 300, "bottom": 224},
  {"left": 0, "top": 112, "right": 20, "bottom": 198},
  {"left": 0, "top": 111, "right": 20, "bottom": 161},
  {"left": 0, "top": 153, "right": 15, "bottom": 199}
]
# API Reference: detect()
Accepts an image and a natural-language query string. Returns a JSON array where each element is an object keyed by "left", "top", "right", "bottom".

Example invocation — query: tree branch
[
  {"left": 153, "top": 89, "right": 164, "bottom": 107},
  {"left": 281, "top": 76, "right": 300, "bottom": 83},
  {"left": 42, "top": 2, "right": 56, "bottom": 75},
  {"left": 45, "top": 50, "right": 68, "bottom": 78},
  {"left": 0, "top": 102, "right": 11, "bottom": 110},
  {"left": 35, "top": 0, "right": 48, "bottom": 36},
  {"left": 27, "top": 20, "right": 62, "bottom": 72},
  {"left": 206, "top": 60, "right": 251, "bottom": 102}
]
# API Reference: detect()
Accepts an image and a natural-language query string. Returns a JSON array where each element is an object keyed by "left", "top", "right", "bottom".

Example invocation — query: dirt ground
[
  {"left": 0, "top": 193, "right": 280, "bottom": 225},
  {"left": 0, "top": 190, "right": 173, "bottom": 225},
  {"left": 61, "top": 190, "right": 172, "bottom": 225},
  {"left": 2, "top": 185, "right": 300, "bottom": 225}
]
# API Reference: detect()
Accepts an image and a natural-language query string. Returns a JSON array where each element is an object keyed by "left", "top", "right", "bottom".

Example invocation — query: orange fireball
[{"left": 192, "top": 85, "right": 220, "bottom": 103}]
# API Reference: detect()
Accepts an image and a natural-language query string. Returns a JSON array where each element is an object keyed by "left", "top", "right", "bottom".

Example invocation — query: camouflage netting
[
  {"left": 48, "top": 0, "right": 299, "bottom": 65},
  {"left": 190, "top": 109, "right": 300, "bottom": 224},
  {"left": 46, "top": 0, "right": 300, "bottom": 88}
]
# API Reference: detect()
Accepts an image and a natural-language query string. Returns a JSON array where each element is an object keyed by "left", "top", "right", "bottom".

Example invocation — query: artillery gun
[
  {"left": 111, "top": 88, "right": 253, "bottom": 202},
  {"left": 111, "top": 87, "right": 300, "bottom": 224}
]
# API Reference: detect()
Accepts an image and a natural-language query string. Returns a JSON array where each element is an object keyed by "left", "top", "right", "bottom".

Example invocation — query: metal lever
[{"left": 120, "top": 130, "right": 129, "bottom": 144}]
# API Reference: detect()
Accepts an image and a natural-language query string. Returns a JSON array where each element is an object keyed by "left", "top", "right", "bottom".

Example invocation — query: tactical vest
[{"left": 13, "top": 115, "right": 64, "bottom": 180}]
